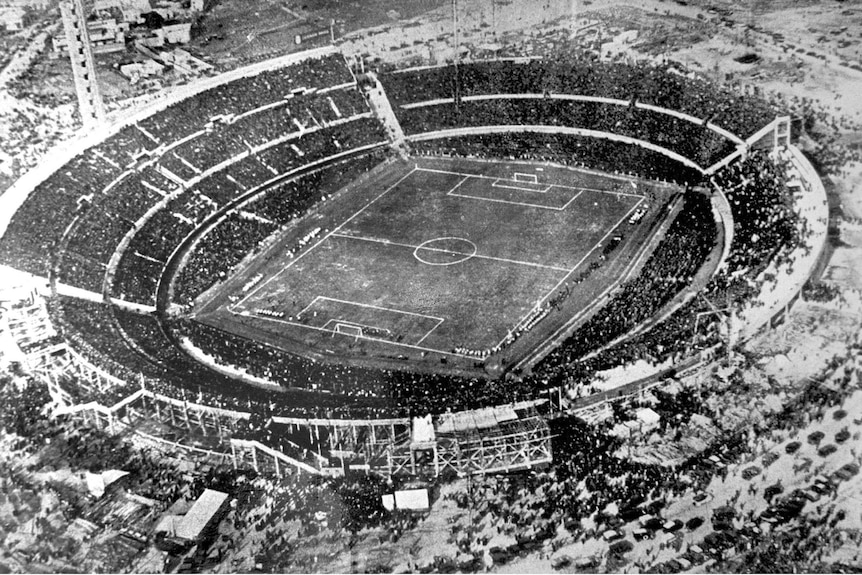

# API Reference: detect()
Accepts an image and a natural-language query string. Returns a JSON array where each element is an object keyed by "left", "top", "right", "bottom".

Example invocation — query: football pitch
[{"left": 226, "top": 160, "right": 646, "bottom": 357}]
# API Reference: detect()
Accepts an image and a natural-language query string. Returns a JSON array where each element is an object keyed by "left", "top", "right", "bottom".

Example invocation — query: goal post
[
  {"left": 513, "top": 172, "right": 538, "bottom": 184},
  {"left": 334, "top": 323, "right": 363, "bottom": 338}
]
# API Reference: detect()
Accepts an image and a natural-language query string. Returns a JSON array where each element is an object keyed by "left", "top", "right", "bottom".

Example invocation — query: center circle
[{"left": 413, "top": 237, "right": 478, "bottom": 266}]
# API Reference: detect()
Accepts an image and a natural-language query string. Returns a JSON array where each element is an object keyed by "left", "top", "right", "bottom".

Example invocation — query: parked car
[
  {"left": 788, "top": 488, "right": 808, "bottom": 502},
  {"left": 573, "top": 556, "right": 599, "bottom": 569},
  {"left": 777, "top": 499, "right": 805, "bottom": 520},
  {"left": 602, "top": 529, "right": 625, "bottom": 542},
  {"left": 693, "top": 492, "right": 713, "bottom": 506},
  {"left": 609, "top": 540, "right": 634, "bottom": 555},
  {"left": 832, "top": 465, "right": 857, "bottom": 482},
  {"left": 817, "top": 444, "right": 837, "bottom": 457},
  {"left": 742, "top": 465, "right": 762, "bottom": 480},
  {"left": 634, "top": 528, "right": 653, "bottom": 541},
  {"left": 551, "top": 555, "right": 572, "bottom": 570},
  {"left": 813, "top": 475, "right": 836, "bottom": 491},
  {"left": 713, "top": 506, "right": 737, "bottom": 522},
  {"left": 641, "top": 516, "right": 665, "bottom": 531},
  {"left": 684, "top": 544, "right": 706, "bottom": 565},
  {"left": 801, "top": 489, "right": 821, "bottom": 502},
  {"left": 810, "top": 482, "right": 828, "bottom": 496},
  {"left": 764, "top": 482, "right": 784, "bottom": 501},
  {"left": 835, "top": 428, "right": 850, "bottom": 443},
  {"left": 686, "top": 516, "right": 705, "bottom": 530},
  {"left": 785, "top": 441, "right": 801, "bottom": 454},
  {"left": 807, "top": 430, "right": 825, "bottom": 445},
  {"left": 707, "top": 455, "right": 727, "bottom": 469},
  {"left": 619, "top": 506, "right": 644, "bottom": 522},
  {"left": 663, "top": 519, "right": 684, "bottom": 532},
  {"left": 761, "top": 508, "right": 779, "bottom": 524},
  {"left": 762, "top": 452, "right": 780, "bottom": 466}
]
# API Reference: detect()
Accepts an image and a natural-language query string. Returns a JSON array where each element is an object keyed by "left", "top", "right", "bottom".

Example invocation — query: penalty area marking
[
  {"left": 443, "top": 172, "right": 584, "bottom": 211},
  {"left": 297, "top": 295, "right": 445, "bottom": 323},
  {"left": 419, "top": 166, "right": 644, "bottom": 198},
  {"left": 418, "top": 166, "right": 647, "bottom": 198},
  {"left": 295, "top": 295, "right": 445, "bottom": 347},
  {"left": 234, "top": 300, "right": 455, "bottom": 355}
]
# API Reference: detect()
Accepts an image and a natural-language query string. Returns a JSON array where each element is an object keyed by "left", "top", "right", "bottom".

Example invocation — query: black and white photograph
[{"left": 0, "top": 0, "right": 860, "bottom": 572}]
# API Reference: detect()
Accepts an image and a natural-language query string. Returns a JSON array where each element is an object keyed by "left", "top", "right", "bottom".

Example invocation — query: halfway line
[{"left": 330, "top": 233, "right": 571, "bottom": 272}]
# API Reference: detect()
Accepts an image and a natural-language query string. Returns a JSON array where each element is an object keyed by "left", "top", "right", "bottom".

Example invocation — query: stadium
[{"left": 0, "top": 44, "right": 827, "bottom": 479}]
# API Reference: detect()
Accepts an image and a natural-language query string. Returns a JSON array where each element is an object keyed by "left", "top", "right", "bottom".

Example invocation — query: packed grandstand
[{"left": 0, "top": 45, "right": 823, "bottom": 474}]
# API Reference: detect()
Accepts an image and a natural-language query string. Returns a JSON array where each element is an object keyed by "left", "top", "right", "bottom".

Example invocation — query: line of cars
[
  {"left": 760, "top": 462, "right": 859, "bottom": 524},
  {"left": 648, "top": 461, "right": 860, "bottom": 573}
]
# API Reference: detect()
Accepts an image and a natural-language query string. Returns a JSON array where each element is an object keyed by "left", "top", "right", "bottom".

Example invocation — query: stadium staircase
[{"left": 364, "top": 72, "right": 409, "bottom": 157}]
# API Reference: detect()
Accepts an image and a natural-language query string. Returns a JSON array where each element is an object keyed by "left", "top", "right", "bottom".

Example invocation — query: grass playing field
[{"left": 219, "top": 157, "right": 649, "bottom": 360}]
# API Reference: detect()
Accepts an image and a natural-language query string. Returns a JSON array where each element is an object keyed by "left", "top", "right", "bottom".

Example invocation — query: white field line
[
  {"left": 418, "top": 166, "right": 643, "bottom": 198},
  {"left": 448, "top": 184, "right": 583, "bottom": 211},
  {"left": 493, "top": 195, "right": 647, "bottom": 349},
  {"left": 329, "top": 233, "right": 571, "bottom": 272},
  {"left": 303, "top": 295, "right": 444, "bottom": 322},
  {"left": 232, "top": 311, "right": 463, "bottom": 356},
  {"left": 233, "top": 167, "right": 418, "bottom": 309},
  {"left": 491, "top": 179, "right": 553, "bottom": 193},
  {"left": 322, "top": 319, "right": 392, "bottom": 334}
]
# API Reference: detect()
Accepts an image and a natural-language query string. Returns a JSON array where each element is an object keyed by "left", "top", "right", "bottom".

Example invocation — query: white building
[{"left": 0, "top": 6, "right": 30, "bottom": 30}]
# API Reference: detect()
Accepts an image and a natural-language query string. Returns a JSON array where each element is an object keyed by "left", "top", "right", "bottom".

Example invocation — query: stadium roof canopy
[{"left": 436, "top": 405, "right": 518, "bottom": 434}]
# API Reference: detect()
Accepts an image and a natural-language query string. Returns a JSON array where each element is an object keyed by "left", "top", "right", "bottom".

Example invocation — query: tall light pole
[
  {"left": 60, "top": 0, "right": 106, "bottom": 128},
  {"left": 452, "top": 0, "right": 460, "bottom": 111}
]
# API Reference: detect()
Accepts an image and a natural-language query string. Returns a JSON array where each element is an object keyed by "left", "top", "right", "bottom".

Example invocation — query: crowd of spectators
[
  {"left": 112, "top": 119, "right": 386, "bottom": 307},
  {"left": 3, "top": 47, "right": 812, "bottom": 436},
  {"left": 397, "top": 98, "right": 735, "bottom": 167},
  {"left": 174, "top": 214, "right": 277, "bottom": 306},
  {"left": 46, "top": 142, "right": 803, "bottom": 426},
  {"left": 412, "top": 133, "right": 704, "bottom": 185},
  {"left": 551, "top": 147, "right": 802, "bottom": 382},
  {"left": 532, "top": 192, "right": 717, "bottom": 386},
  {"left": 137, "top": 54, "right": 353, "bottom": 144},
  {"left": 0, "top": 122, "right": 167, "bottom": 278},
  {"left": 175, "top": 152, "right": 387, "bottom": 306},
  {"left": 713, "top": 149, "right": 803, "bottom": 278},
  {"left": 0, "top": 54, "right": 367, "bottom": 294},
  {"left": 160, "top": 86, "right": 371, "bottom": 178},
  {"left": 380, "top": 56, "right": 778, "bottom": 139},
  {"left": 232, "top": 415, "right": 324, "bottom": 470},
  {"left": 0, "top": 156, "right": 110, "bottom": 276},
  {"left": 56, "top": 251, "right": 107, "bottom": 294}
]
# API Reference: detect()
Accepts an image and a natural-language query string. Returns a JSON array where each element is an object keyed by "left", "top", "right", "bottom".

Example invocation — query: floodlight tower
[
  {"left": 60, "top": 0, "right": 106, "bottom": 128},
  {"left": 452, "top": 0, "right": 460, "bottom": 111}
]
